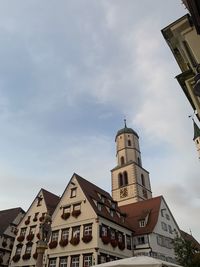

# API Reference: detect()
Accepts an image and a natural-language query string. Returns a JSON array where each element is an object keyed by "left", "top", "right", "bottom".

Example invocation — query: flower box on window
[
  {"left": 61, "top": 212, "right": 70, "bottom": 220},
  {"left": 33, "top": 252, "right": 38, "bottom": 260},
  {"left": 12, "top": 255, "right": 20, "bottom": 262},
  {"left": 2, "top": 241, "right": 7, "bottom": 247},
  {"left": 70, "top": 236, "right": 80, "bottom": 246},
  {"left": 72, "top": 210, "right": 81, "bottom": 218},
  {"left": 26, "top": 233, "right": 34, "bottom": 241},
  {"left": 22, "top": 253, "right": 31, "bottom": 260},
  {"left": 39, "top": 216, "right": 45, "bottom": 222},
  {"left": 101, "top": 236, "right": 110, "bottom": 244},
  {"left": 49, "top": 240, "right": 58, "bottom": 249},
  {"left": 82, "top": 235, "right": 93, "bottom": 243},
  {"left": 59, "top": 239, "right": 68, "bottom": 247},
  {"left": 17, "top": 235, "right": 25, "bottom": 242},
  {"left": 25, "top": 219, "right": 30, "bottom": 225},
  {"left": 33, "top": 217, "right": 38, "bottom": 222},
  {"left": 110, "top": 239, "right": 118, "bottom": 248},
  {"left": 118, "top": 241, "right": 125, "bottom": 250}
]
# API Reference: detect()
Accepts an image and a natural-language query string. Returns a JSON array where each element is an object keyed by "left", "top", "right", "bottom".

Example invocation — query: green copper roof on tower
[{"left": 193, "top": 119, "right": 200, "bottom": 140}]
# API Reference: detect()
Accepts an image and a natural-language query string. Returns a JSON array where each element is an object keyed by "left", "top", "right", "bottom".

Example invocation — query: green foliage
[{"left": 173, "top": 235, "right": 200, "bottom": 267}]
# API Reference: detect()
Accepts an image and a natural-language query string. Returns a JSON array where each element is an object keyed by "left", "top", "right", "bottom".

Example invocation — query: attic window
[
  {"left": 139, "top": 220, "right": 145, "bottom": 227},
  {"left": 110, "top": 209, "right": 114, "bottom": 217},
  {"left": 97, "top": 203, "right": 102, "bottom": 211},
  {"left": 100, "top": 195, "right": 105, "bottom": 203},
  {"left": 111, "top": 202, "right": 116, "bottom": 209},
  {"left": 71, "top": 188, "right": 77, "bottom": 198},
  {"left": 37, "top": 196, "right": 42, "bottom": 206}
]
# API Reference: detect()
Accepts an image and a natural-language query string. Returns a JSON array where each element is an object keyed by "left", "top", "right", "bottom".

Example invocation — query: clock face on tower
[{"left": 120, "top": 187, "right": 128, "bottom": 198}]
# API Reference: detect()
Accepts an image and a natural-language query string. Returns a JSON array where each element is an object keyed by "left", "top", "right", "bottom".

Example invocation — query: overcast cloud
[{"left": 0, "top": 1, "right": 199, "bottom": 241}]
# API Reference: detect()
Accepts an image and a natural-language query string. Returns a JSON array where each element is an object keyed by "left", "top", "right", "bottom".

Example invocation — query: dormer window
[
  {"left": 71, "top": 188, "right": 77, "bottom": 198},
  {"left": 97, "top": 203, "right": 102, "bottom": 211},
  {"left": 139, "top": 220, "right": 145, "bottom": 227},
  {"left": 100, "top": 195, "right": 105, "bottom": 203},
  {"left": 110, "top": 209, "right": 114, "bottom": 217},
  {"left": 111, "top": 202, "right": 116, "bottom": 209}
]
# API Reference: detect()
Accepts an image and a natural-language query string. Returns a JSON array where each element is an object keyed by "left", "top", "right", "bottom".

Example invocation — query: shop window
[
  {"left": 49, "top": 258, "right": 57, "bottom": 267},
  {"left": 83, "top": 254, "right": 93, "bottom": 267},
  {"left": 60, "top": 257, "right": 67, "bottom": 267},
  {"left": 71, "top": 256, "right": 79, "bottom": 267}
]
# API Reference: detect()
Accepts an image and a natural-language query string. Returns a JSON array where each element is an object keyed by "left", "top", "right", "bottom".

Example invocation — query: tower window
[
  {"left": 120, "top": 156, "right": 125, "bottom": 165},
  {"left": 118, "top": 173, "right": 123, "bottom": 187},
  {"left": 141, "top": 174, "right": 145, "bottom": 186},
  {"left": 123, "top": 171, "right": 128, "bottom": 185},
  {"left": 196, "top": 139, "right": 199, "bottom": 144},
  {"left": 128, "top": 140, "right": 131, "bottom": 146}
]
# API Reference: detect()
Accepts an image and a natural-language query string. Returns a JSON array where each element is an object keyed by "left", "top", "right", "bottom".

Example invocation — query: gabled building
[
  {"left": 120, "top": 196, "right": 180, "bottom": 263},
  {"left": 9, "top": 188, "right": 59, "bottom": 267},
  {"left": 47, "top": 173, "right": 134, "bottom": 267},
  {"left": 0, "top": 207, "right": 25, "bottom": 266},
  {"left": 162, "top": 14, "right": 200, "bottom": 121}
]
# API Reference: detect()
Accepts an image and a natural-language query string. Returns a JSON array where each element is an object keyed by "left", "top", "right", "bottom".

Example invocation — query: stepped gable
[
  {"left": 74, "top": 173, "right": 134, "bottom": 231},
  {"left": 120, "top": 196, "right": 162, "bottom": 235},
  {"left": 180, "top": 230, "right": 200, "bottom": 251},
  {"left": 41, "top": 189, "right": 60, "bottom": 215},
  {"left": 0, "top": 207, "right": 25, "bottom": 234}
]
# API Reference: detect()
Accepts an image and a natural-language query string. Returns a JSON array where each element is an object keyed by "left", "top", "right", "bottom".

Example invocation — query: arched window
[
  {"left": 141, "top": 174, "right": 145, "bottom": 186},
  {"left": 123, "top": 171, "right": 128, "bottom": 185},
  {"left": 138, "top": 157, "right": 141, "bottom": 166},
  {"left": 118, "top": 173, "right": 123, "bottom": 187},
  {"left": 120, "top": 156, "right": 125, "bottom": 165},
  {"left": 128, "top": 140, "right": 131, "bottom": 146}
]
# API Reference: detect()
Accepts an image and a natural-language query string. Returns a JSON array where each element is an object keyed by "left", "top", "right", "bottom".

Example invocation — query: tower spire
[{"left": 124, "top": 117, "right": 127, "bottom": 128}]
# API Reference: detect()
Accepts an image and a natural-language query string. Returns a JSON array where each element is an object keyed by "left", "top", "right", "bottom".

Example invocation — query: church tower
[
  {"left": 111, "top": 121, "right": 152, "bottom": 206},
  {"left": 193, "top": 119, "right": 200, "bottom": 158}
]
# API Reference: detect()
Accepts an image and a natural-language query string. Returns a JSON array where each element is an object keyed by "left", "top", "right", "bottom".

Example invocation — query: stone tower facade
[
  {"left": 111, "top": 122, "right": 152, "bottom": 206},
  {"left": 193, "top": 119, "right": 200, "bottom": 158}
]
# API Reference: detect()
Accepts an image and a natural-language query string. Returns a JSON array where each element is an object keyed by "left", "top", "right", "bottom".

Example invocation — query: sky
[{"left": 0, "top": 1, "right": 199, "bottom": 241}]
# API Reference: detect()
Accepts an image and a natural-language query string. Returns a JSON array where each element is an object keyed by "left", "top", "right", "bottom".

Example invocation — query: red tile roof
[
  {"left": 120, "top": 196, "right": 162, "bottom": 235},
  {"left": 74, "top": 173, "right": 134, "bottom": 231},
  {"left": 0, "top": 207, "right": 25, "bottom": 235},
  {"left": 41, "top": 189, "right": 60, "bottom": 216}
]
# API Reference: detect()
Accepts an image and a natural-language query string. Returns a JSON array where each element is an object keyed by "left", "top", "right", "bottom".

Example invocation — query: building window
[
  {"left": 61, "top": 228, "right": 69, "bottom": 240},
  {"left": 138, "top": 157, "right": 141, "bottom": 166},
  {"left": 63, "top": 206, "right": 71, "bottom": 214},
  {"left": 16, "top": 246, "right": 22, "bottom": 255},
  {"left": 83, "top": 254, "right": 93, "bottom": 267},
  {"left": 123, "top": 171, "right": 128, "bottom": 185},
  {"left": 110, "top": 209, "right": 114, "bottom": 217},
  {"left": 20, "top": 227, "right": 27, "bottom": 236},
  {"left": 166, "top": 214, "right": 170, "bottom": 220},
  {"left": 120, "top": 156, "right": 125, "bottom": 165},
  {"left": 37, "top": 196, "right": 43, "bottom": 206},
  {"left": 71, "top": 188, "right": 77, "bottom": 198},
  {"left": 25, "top": 243, "right": 32, "bottom": 254},
  {"left": 126, "top": 235, "right": 132, "bottom": 250},
  {"left": 128, "top": 140, "right": 131, "bottom": 146},
  {"left": 197, "top": 139, "right": 199, "bottom": 144},
  {"left": 73, "top": 203, "right": 81, "bottom": 211},
  {"left": 52, "top": 231, "right": 59, "bottom": 242},
  {"left": 168, "top": 225, "right": 173, "bottom": 234},
  {"left": 118, "top": 232, "right": 123, "bottom": 243},
  {"left": 72, "top": 226, "right": 80, "bottom": 238},
  {"left": 83, "top": 224, "right": 92, "bottom": 236},
  {"left": 101, "top": 225, "right": 108, "bottom": 237},
  {"left": 97, "top": 203, "right": 102, "bottom": 211},
  {"left": 139, "top": 220, "right": 145, "bottom": 227},
  {"left": 141, "top": 174, "right": 145, "bottom": 186},
  {"left": 49, "top": 258, "right": 57, "bottom": 267},
  {"left": 118, "top": 173, "right": 123, "bottom": 187},
  {"left": 71, "top": 256, "right": 79, "bottom": 267},
  {"left": 110, "top": 229, "right": 115, "bottom": 240},
  {"left": 60, "top": 257, "right": 68, "bottom": 267},
  {"left": 29, "top": 225, "right": 36, "bottom": 235},
  {"left": 99, "top": 254, "right": 106, "bottom": 264},
  {"left": 161, "top": 222, "right": 167, "bottom": 231},
  {"left": 138, "top": 236, "right": 145, "bottom": 245}
]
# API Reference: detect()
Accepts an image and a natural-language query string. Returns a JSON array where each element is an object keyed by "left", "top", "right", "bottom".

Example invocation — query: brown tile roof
[
  {"left": 180, "top": 230, "right": 200, "bottom": 251},
  {"left": 120, "top": 196, "right": 162, "bottom": 235},
  {"left": 41, "top": 189, "right": 60, "bottom": 216},
  {"left": 0, "top": 207, "right": 25, "bottom": 235},
  {"left": 74, "top": 173, "right": 134, "bottom": 231}
]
